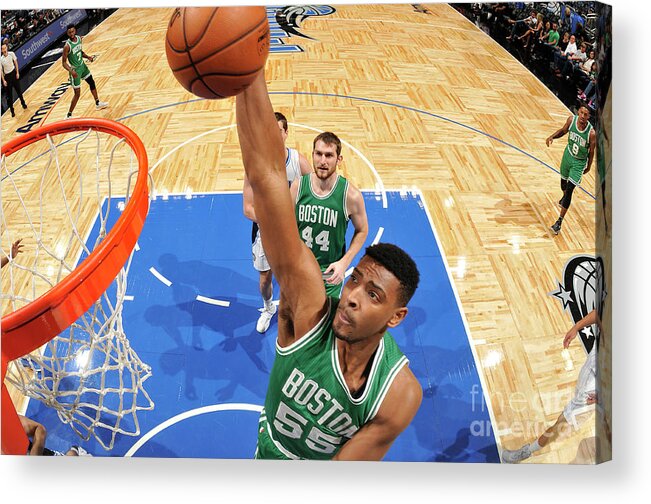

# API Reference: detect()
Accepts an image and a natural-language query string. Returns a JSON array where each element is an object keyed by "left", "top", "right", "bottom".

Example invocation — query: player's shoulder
[{"left": 375, "top": 365, "right": 422, "bottom": 427}]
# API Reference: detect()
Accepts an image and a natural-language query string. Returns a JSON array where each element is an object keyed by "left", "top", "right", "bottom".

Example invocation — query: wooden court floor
[{"left": 1, "top": 3, "right": 605, "bottom": 463}]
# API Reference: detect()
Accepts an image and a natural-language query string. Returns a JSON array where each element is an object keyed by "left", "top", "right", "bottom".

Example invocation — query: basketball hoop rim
[{"left": 1, "top": 118, "right": 149, "bottom": 365}]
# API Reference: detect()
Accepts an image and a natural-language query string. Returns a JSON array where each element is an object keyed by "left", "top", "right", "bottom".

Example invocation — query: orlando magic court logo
[
  {"left": 268, "top": 5, "right": 336, "bottom": 53},
  {"left": 549, "top": 255, "right": 606, "bottom": 354}
]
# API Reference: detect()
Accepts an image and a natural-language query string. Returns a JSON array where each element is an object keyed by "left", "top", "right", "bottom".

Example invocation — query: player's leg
[
  {"left": 66, "top": 86, "right": 81, "bottom": 118},
  {"left": 6, "top": 77, "right": 16, "bottom": 116},
  {"left": 13, "top": 74, "right": 27, "bottom": 108},
  {"left": 253, "top": 232, "right": 276, "bottom": 333},
  {"left": 551, "top": 151, "right": 576, "bottom": 235},
  {"left": 84, "top": 71, "right": 108, "bottom": 110}
]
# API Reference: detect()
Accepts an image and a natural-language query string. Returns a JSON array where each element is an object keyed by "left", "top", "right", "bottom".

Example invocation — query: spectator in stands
[
  {"left": 518, "top": 12, "right": 544, "bottom": 48},
  {"left": 554, "top": 34, "right": 577, "bottom": 75},
  {"left": 577, "top": 62, "right": 598, "bottom": 108},
  {"left": 576, "top": 48, "right": 596, "bottom": 86},
  {"left": 562, "top": 41, "right": 588, "bottom": 79},
  {"left": 560, "top": 6, "right": 573, "bottom": 35},
  {"left": 507, "top": 9, "right": 537, "bottom": 41}
]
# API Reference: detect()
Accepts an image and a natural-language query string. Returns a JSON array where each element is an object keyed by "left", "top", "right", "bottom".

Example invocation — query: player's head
[
  {"left": 274, "top": 112, "right": 288, "bottom": 143},
  {"left": 312, "top": 132, "right": 342, "bottom": 180},
  {"left": 577, "top": 104, "right": 590, "bottom": 125},
  {"left": 66, "top": 24, "right": 76, "bottom": 39},
  {"left": 333, "top": 243, "right": 420, "bottom": 344}
]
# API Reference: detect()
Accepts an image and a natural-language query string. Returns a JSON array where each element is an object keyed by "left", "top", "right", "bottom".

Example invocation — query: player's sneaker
[
  {"left": 502, "top": 444, "right": 532, "bottom": 463},
  {"left": 550, "top": 219, "right": 562, "bottom": 235},
  {"left": 96, "top": 101, "right": 109, "bottom": 110},
  {"left": 256, "top": 303, "right": 277, "bottom": 333},
  {"left": 70, "top": 445, "right": 93, "bottom": 456}
]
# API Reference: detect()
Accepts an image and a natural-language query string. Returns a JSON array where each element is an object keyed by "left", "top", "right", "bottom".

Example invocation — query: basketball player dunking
[
  {"left": 243, "top": 112, "right": 312, "bottom": 333},
  {"left": 291, "top": 131, "right": 368, "bottom": 298},
  {"left": 236, "top": 71, "right": 422, "bottom": 460}
]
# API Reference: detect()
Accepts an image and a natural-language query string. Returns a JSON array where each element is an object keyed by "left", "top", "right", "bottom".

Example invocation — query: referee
[{"left": 1, "top": 43, "right": 28, "bottom": 117}]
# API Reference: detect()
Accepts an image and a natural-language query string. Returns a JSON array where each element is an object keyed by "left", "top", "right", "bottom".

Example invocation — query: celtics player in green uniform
[
  {"left": 236, "top": 71, "right": 422, "bottom": 460},
  {"left": 546, "top": 104, "right": 596, "bottom": 235},
  {"left": 62, "top": 24, "right": 108, "bottom": 119},
  {"left": 291, "top": 131, "right": 368, "bottom": 298}
]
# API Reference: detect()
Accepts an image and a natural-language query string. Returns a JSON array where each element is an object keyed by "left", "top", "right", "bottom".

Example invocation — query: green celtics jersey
[
  {"left": 66, "top": 36, "right": 84, "bottom": 68},
  {"left": 566, "top": 115, "right": 592, "bottom": 160},
  {"left": 295, "top": 174, "right": 349, "bottom": 272},
  {"left": 255, "top": 297, "right": 409, "bottom": 460}
]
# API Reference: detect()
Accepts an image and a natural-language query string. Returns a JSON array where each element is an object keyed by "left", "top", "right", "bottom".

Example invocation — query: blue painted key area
[{"left": 26, "top": 191, "right": 499, "bottom": 462}]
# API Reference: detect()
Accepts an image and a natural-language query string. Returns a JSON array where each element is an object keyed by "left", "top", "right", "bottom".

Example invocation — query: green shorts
[
  {"left": 69, "top": 63, "right": 91, "bottom": 88},
  {"left": 324, "top": 279, "right": 343, "bottom": 298},
  {"left": 560, "top": 148, "right": 588, "bottom": 186}
]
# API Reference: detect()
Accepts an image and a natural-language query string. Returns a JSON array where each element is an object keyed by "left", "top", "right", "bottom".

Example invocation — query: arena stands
[{"left": 452, "top": 2, "right": 604, "bottom": 113}]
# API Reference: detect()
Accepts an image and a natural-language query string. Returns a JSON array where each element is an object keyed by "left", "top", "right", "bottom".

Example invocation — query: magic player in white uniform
[
  {"left": 243, "top": 112, "right": 312, "bottom": 333},
  {"left": 502, "top": 309, "right": 602, "bottom": 463}
]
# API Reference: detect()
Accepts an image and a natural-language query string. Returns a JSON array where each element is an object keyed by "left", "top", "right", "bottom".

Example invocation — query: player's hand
[
  {"left": 583, "top": 166, "right": 591, "bottom": 174},
  {"left": 88, "top": 55, "right": 95, "bottom": 62},
  {"left": 546, "top": 137, "right": 553, "bottom": 147},
  {"left": 10, "top": 238, "right": 24, "bottom": 259},
  {"left": 586, "top": 392, "right": 598, "bottom": 405},
  {"left": 71, "top": 69, "right": 78, "bottom": 78},
  {"left": 563, "top": 327, "right": 578, "bottom": 348},
  {"left": 324, "top": 260, "right": 346, "bottom": 285}
]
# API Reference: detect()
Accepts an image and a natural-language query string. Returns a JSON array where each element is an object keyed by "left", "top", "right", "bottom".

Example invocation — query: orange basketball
[{"left": 165, "top": 7, "right": 270, "bottom": 99}]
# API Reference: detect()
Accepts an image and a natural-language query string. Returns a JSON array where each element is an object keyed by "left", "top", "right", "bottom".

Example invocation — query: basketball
[{"left": 165, "top": 7, "right": 270, "bottom": 99}]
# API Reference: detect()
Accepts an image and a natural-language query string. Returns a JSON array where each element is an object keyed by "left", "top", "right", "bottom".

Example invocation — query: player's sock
[
  {"left": 95, "top": 99, "right": 100, "bottom": 106},
  {"left": 529, "top": 440, "right": 541, "bottom": 453},
  {"left": 263, "top": 291, "right": 274, "bottom": 312}
]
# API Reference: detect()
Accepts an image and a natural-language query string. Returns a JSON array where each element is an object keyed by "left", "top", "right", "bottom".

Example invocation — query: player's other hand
[
  {"left": 563, "top": 327, "right": 578, "bottom": 348},
  {"left": 324, "top": 260, "right": 346, "bottom": 285},
  {"left": 10, "top": 238, "right": 24, "bottom": 259},
  {"left": 586, "top": 392, "right": 598, "bottom": 405},
  {"left": 546, "top": 137, "right": 553, "bottom": 147},
  {"left": 71, "top": 69, "right": 78, "bottom": 78}
]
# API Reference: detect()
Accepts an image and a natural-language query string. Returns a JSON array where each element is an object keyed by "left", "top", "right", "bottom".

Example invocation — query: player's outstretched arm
[
  {"left": 546, "top": 116, "right": 572, "bottom": 146},
  {"left": 236, "top": 72, "right": 326, "bottom": 341},
  {"left": 332, "top": 367, "right": 422, "bottom": 461}
]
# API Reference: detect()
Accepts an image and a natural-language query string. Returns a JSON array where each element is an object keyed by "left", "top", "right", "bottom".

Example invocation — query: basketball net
[{"left": 1, "top": 120, "right": 154, "bottom": 451}]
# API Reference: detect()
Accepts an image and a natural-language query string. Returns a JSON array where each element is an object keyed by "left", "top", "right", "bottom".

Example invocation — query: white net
[{"left": 1, "top": 125, "right": 154, "bottom": 451}]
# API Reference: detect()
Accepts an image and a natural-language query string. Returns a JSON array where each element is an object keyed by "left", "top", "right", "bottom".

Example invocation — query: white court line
[
  {"left": 151, "top": 122, "right": 388, "bottom": 210},
  {"left": 371, "top": 226, "right": 385, "bottom": 245},
  {"left": 413, "top": 187, "right": 504, "bottom": 461},
  {"left": 149, "top": 267, "right": 172, "bottom": 287},
  {"left": 124, "top": 403, "right": 263, "bottom": 457},
  {"left": 124, "top": 295, "right": 135, "bottom": 301},
  {"left": 149, "top": 124, "right": 237, "bottom": 174},
  {"left": 196, "top": 295, "right": 230, "bottom": 307}
]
